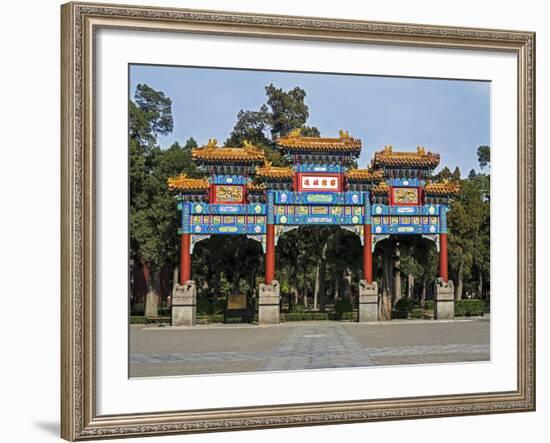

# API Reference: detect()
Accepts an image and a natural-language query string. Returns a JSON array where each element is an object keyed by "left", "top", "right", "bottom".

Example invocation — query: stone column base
[
  {"left": 171, "top": 281, "right": 197, "bottom": 326},
  {"left": 434, "top": 277, "right": 455, "bottom": 320},
  {"left": 258, "top": 280, "right": 280, "bottom": 325},
  {"left": 358, "top": 280, "right": 378, "bottom": 322}
]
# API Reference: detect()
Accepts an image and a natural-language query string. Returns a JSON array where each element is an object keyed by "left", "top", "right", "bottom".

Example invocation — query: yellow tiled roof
[
  {"left": 425, "top": 181, "right": 460, "bottom": 196},
  {"left": 192, "top": 139, "right": 266, "bottom": 164},
  {"left": 167, "top": 174, "right": 209, "bottom": 192},
  {"left": 373, "top": 145, "right": 440, "bottom": 169},
  {"left": 371, "top": 181, "right": 389, "bottom": 195},
  {"left": 346, "top": 168, "right": 384, "bottom": 182},
  {"left": 254, "top": 162, "right": 293, "bottom": 180},
  {"left": 277, "top": 129, "right": 362, "bottom": 154}
]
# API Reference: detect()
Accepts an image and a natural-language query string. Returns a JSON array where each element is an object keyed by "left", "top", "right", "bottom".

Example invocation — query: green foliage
[
  {"left": 130, "top": 316, "right": 169, "bottom": 325},
  {"left": 283, "top": 312, "right": 329, "bottom": 321},
  {"left": 131, "top": 303, "right": 145, "bottom": 316},
  {"left": 225, "top": 83, "right": 320, "bottom": 167},
  {"left": 477, "top": 145, "right": 490, "bottom": 169},
  {"left": 333, "top": 299, "right": 353, "bottom": 319},
  {"left": 455, "top": 299, "right": 485, "bottom": 316},
  {"left": 409, "top": 308, "right": 424, "bottom": 319},
  {"left": 395, "top": 298, "right": 415, "bottom": 314},
  {"left": 338, "top": 312, "right": 357, "bottom": 321},
  {"left": 290, "top": 304, "right": 306, "bottom": 313},
  {"left": 424, "top": 300, "right": 434, "bottom": 310},
  {"left": 130, "top": 84, "right": 173, "bottom": 148},
  {"left": 447, "top": 157, "right": 490, "bottom": 300},
  {"left": 196, "top": 314, "right": 224, "bottom": 324}
]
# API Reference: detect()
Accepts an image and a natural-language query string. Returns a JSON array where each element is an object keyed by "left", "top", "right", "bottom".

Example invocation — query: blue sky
[{"left": 130, "top": 64, "right": 490, "bottom": 175}]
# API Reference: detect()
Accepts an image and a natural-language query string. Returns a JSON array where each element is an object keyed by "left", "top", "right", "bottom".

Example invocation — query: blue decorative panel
[
  {"left": 274, "top": 191, "right": 364, "bottom": 206},
  {"left": 267, "top": 191, "right": 275, "bottom": 224},
  {"left": 440, "top": 205, "right": 448, "bottom": 233},
  {"left": 388, "top": 178, "right": 425, "bottom": 187},
  {"left": 371, "top": 204, "right": 441, "bottom": 216},
  {"left": 275, "top": 214, "right": 364, "bottom": 225},
  {"left": 179, "top": 224, "right": 266, "bottom": 235},
  {"left": 210, "top": 174, "right": 247, "bottom": 185},
  {"left": 294, "top": 164, "right": 345, "bottom": 173},
  {"left": 371, "top": 224, "right": 441, "bottom": 235},
  {"left": 189, "top": 203, "right": 266, "bottom": 215},
  {"left": 181, "top": 203, "right": 191, "bottom": 234}
]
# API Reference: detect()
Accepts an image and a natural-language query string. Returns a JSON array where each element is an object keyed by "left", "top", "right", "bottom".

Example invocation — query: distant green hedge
[
  {"left": 196, "top": 314, "right": 224, "bottom": 324},
  {"left": 283, "top": 312, "right": 329, "bottom": 321},
  {"left": 455, "top": 299, "right": 485, "bottom": 317},
  {"left": 130, "top": 316, "right": 170, "bottom": 325},
  {"left": 338, "top": 311, "right": 357, "bottom": 321},
  {"left": 409, "top": 308, "right": 425, "bottom": 319}
]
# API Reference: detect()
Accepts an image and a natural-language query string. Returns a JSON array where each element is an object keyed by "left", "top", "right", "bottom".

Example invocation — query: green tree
[
  {"left": 477, "top": 145, "right": 490, "bottom": 170},
  {"left": 447, "top": 148, "right": 490, "bottom": 300},
  {"left": 130, "top": 84, "right": 201, "bottom": 317},
  {"left": 225, "top": 84, "right": 320, "bottom": 166}
]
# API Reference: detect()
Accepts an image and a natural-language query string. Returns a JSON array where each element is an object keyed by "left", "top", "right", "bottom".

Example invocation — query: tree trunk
[
  {"left": 313, "top": 259, "right": 320, "bottom": 310},
  {"left": 143, "top": 262, "right": 159, "bottom": 318},
  {"left": 172, "top": 267, "right": 179, "bottom": 290},
  {"left": 302, "top": 266, "right": 308, "bottom": 308},
  {"left": 342, "top": 268, "right": 352, "bottom": 301},
  {"left": 478, "top": 271, "right": 483, "bottom": 299},
  {"left": 379, "top": 244, "right": 393, "bottom": 320},
  {"left": 407, "top": 273, "right": 414, "bottom": 299},
  {"left": 420, "top": 280, "right": 426, "bottom": 308},
  {"left": 318, "top": 242, "right": 328, "bottom": 311},
  {"left": 231, "top": 270, "right": 241, "bottom": 295},
  {"left": 455, "top": 260, "right": 464, "bottom": 300},
  {"left": 334, "top": 278, "right": 340, "bottom": 301},
  {"left": 393, "top": 239, "right": 402, "bottom": 306},
  {"left": 291, "top": 286, "right": 299, "bottom": 305}
]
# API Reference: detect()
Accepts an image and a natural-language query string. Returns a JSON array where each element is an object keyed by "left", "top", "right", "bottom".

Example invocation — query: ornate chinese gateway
[{"left": 168, "top": 130, "right": 459, "bottom": 325}]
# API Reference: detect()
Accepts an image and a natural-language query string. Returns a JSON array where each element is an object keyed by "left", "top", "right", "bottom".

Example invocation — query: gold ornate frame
[{"left": 61, "top": 1, "right": 536, "bottom": 440}]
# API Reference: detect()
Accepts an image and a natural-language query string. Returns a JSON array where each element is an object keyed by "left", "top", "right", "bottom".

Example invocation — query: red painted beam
[
  {"left": 180, "top": 233, "right": 191, "bottom": 284},
  {"left": 439, "top": 233, "right": 448, "bottom": 282},
  {"left": 363, "top": 224, "right": 373, "bottom": 283},
  {"left": 265, "top": 224, "right": 275, "bottom": 284}
]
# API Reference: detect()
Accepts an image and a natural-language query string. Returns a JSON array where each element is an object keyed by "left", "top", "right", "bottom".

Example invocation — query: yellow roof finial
[
  {"left": 207, "top": 138, "right": 217, "bottom": 147},
  {"left": 289, "top": 128, "right": 301, "bottom": 137},
  {"left": 417, "top": 145, "right": 426, "bottom": 155},
  {"left": 339, "top": 129, "right": 350, "bottom": 139},
  {"left": 243, "top": 140, "right": 254, "bottom": 149}
]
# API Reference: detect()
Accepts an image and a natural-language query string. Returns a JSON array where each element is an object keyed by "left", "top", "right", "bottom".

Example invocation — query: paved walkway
[{"left": 129, "top": 319, "right": 490, "bottom": 377}]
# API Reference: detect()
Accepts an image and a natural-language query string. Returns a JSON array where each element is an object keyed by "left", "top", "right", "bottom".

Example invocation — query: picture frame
[{"left": 60, "top": 1, "right": 536, "bottom": 440}]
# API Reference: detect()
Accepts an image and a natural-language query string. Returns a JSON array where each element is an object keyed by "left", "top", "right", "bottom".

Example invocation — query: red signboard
[{"left": 296, "top": 173, "right": 343, "bottom": 192}]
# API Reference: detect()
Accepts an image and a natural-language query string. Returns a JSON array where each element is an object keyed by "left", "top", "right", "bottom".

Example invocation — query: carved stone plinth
[
  {"left": 171, "top": 281, "right": 197, "bottom": 326},
  {"left": 434, "top": 277, "right": 455, "bottom": 320},
  {"left": 358, "top": 280, "right": 378, "bottom": 322},
  {"left": 258, "top": 280, "right": 280, "bottom": 325}
]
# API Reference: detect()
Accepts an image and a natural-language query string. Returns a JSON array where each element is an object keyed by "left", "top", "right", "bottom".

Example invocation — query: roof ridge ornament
[
  {"left": 417, "top": 145, "right": 426, "bottom": 155},
  {"left": 288, "top": 128, "right": 302, "bottom": 138},
  {"left": 339, "top": 129, "right": 350, "bottom": 139},
  {"left": 207, "top": 138, "right": 217, "bottom": 148}
]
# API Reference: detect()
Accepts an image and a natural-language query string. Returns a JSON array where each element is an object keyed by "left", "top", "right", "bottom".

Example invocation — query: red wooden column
[
  {"left": 180, "top": 233, "right": 191, "bottom": 284},
  {"left": 439, "top": 233, "right": 448, "bottom": 282},
  {"left": 363, "top": 224, "right": 373, "bottom": 283},
  {"left": 265, "top": 224, "right": 276, "bottom": 284}
]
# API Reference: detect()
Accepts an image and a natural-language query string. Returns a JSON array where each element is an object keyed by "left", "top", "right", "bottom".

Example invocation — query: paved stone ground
[{"left": 129, "top": 319, "right": 490, "bottom": 377}]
